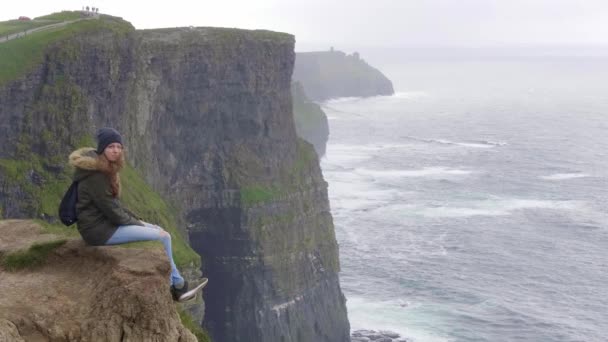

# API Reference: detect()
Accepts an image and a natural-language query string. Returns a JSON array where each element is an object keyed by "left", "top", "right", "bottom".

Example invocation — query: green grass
[
  {"left": 0, "top": 11, "right": 83, "bottom": 38},
  {"left": 0, "top": 22, "right": 80, "bottom": 85},
  {"left": 0, "top": 158, "right": 23, "bottom": 180},
  {"left": 121, "top": 164, "right": 201, "bottom": 268},
  {"left": 240, "top": 184, "right": 284, "bottom": 206},
  {"left": 34, "top": 219, "right": 80, "bottom": 238},
  {"left": 35, "top": 11, "right": 82, "bottom": 22},
  {"left": 208, "top": 27, "right": 292, "bottom": 42},
  {"left": 0, "top": 14, "right": 133, "bottom": 86},
  {"left": 0, "top": 19, "right": 61, "bottom": 36},
  {"left": 1, "top": 239, "right": 67, "bottom": 271},
  {"left": 40, "top": 174, "right": 73, "bottom": 216},
  {"left": 177, "top": 307, "right": 212, "bottom": 342},
  {"left": 144, "top": 26, "right": 292, "bottom": 43}
]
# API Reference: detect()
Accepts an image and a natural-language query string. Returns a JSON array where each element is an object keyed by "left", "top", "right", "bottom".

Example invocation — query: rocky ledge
[{"left": 0, "top": 219, "right": 197, "bottom": 341}]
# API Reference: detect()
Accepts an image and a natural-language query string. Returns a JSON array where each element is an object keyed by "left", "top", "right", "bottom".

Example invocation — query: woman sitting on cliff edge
[{"left": 68, "top": 127, "right": 207, "bottom": 302}]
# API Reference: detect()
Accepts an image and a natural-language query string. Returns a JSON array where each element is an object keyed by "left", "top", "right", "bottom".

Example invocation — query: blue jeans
[{"left": 105, "top": 221, "right": 185, "bottom": 287}]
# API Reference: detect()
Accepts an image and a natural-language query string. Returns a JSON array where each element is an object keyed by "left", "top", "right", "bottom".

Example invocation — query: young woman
[{"left": 68, "top": 127, "right": 206, "bottom": 301}]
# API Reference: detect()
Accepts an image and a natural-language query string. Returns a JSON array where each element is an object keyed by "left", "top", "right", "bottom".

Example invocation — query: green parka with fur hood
[{"left": 69, "top": 147, "right": 144, "bottom": 245}]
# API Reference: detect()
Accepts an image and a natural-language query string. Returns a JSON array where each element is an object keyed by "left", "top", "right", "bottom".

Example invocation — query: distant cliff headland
[
  {"left": 0, "top": 11, "right": 350, "bottom": 341},
  {"left": 293, "top": 49, "right": 394, "bottom": 102},
  {"left": 291, "top": 49, "right": 395, "bottom": 156}
]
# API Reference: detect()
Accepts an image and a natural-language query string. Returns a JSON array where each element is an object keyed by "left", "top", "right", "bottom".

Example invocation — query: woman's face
[{"left": 103, "top": 142, "right": 123, "bottom": 162}]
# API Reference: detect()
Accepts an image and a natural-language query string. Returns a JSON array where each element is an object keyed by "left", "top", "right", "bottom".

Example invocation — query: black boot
[{"left": 170, "top": 280, "right": 189, "bottom": 301}]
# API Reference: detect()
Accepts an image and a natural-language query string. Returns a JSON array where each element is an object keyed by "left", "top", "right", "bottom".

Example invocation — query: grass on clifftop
[
  {"left": 0, "top": 11, "right": 83, "bottom": 36},
  {"left": 1, "top": 239, "right": 67, "bottom": 271},
  {"left": 206, "top": 27, "right": 292, "bottom": 42},
  {"left": 35, "top": 11, "right": 83, "bottom": 22},
  {"left": 0, "top": 19, "right": 59, "bottom": 36},
  {"left": 0, "top": 13, "right": 133, "bottom": 86}
]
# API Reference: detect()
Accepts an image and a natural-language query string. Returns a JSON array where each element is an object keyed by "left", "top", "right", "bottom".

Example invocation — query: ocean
[{"left": 319, "top": 47, "right": 608, "bottom": 342}]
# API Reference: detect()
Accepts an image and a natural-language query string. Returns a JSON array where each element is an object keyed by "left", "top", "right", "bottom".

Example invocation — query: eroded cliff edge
[
  {"left": 0, "top": 14, "right": 350, "bottom": 341},
  {"left": 0, "top": 220, "right": 198, "bottom": 341}
]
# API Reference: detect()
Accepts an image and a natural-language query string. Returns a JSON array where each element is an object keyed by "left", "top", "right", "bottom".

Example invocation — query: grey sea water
[{"left": 319, "top": 49, "right": 608, "bottom": 342}]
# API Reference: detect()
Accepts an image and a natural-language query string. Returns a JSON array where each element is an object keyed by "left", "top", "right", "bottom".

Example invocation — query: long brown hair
[{"left": 96, "top": 151, "right": 126, "bottom": 198}]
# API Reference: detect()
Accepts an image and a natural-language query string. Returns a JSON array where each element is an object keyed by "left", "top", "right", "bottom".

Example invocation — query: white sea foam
[
  {"left": 399, "top": 198, "right": 588, "bottom": 218},
  {"left": 347, "top": 296, "right": 451, "bottom": 342},
  {"left": 324, "top": 91, "right": 429, "bottom": 106},
  {"left": 329, "top": 143, "right": 389, "bottom": 152},
  {"left": 323, "top": 96, "right": 362, "bottom": 104},
  {"left": 392, "top": 91, "right": 430, "bottom": 99},
  {"left": 363, "top": 143, "right": 413, "bottom": 150},
  {"left": 323, "top": 143, "right": 417, "bottom": 167},
  {"left": 419, "top": 207, "right": 510, "bottom": 217},
  {"left": 540, "top": 173, "right": 590, "bottom": 180},
  {"left": 322, "top": 153, "right": 371, "bottom": 165},
  {"left": 323, "top": 145, "right": 375, "bottom": 165},
  {"left": 355, "top": 166, "right": 474, "bottom": 178},
  {"left": 325, "top": 170, "right": 371, "bottom": 184},
  {"left": 325, "top": 175, "right": 405, "bottom": 211},
  {"left": 328, "top": 143, "right": 414, "bottom": 152},
  {"left": 455, "top": 142, "right": 496, "bottom": 148},
  {"left": 467, "top": 139, "right": 508, "bottom": 147},
  {"left": 402, "top": 136, "right": 507, "bottom": 148}
]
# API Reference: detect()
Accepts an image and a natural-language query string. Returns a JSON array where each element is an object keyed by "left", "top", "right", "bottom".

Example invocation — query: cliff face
[
  {"left": 293, "top": 50, "right": 395, "bottom": 101},
  {"left": 0, "top": 15, "right": 349, "bottom": 342}
]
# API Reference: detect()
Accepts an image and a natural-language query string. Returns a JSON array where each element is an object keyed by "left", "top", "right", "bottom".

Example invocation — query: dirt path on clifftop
[
  {"left": 0, "top": 220, "right": 196, "bottom": 341},
  {"left": 0, "top": 17, "right": 96, "bottom": 44}
]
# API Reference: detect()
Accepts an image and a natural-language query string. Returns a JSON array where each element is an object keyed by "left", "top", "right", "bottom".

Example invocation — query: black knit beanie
[{"left": 95, "top": 127, "right": 123, "bottom": 154}]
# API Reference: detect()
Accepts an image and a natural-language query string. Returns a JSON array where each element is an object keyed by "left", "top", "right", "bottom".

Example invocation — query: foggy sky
[{"left": 3, "top": 0, "right": 608, "bottom": 50}]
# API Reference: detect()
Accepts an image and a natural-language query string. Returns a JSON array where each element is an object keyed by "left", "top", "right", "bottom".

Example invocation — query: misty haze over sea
[{"left": 318, "top": 45, "right": 608, "bottom": 342}]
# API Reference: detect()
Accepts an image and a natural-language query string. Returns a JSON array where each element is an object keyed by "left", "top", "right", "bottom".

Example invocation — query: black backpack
[{"left": 58, "top": 181, "right": 79, "bottom": 226}]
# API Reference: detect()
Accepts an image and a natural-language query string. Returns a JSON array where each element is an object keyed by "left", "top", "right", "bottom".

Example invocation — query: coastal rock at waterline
[{"left": 351, "top": 329, "right": 410, "bottom": 342}]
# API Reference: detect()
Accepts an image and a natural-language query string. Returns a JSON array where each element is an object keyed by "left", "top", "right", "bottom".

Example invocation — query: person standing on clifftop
[{"left": 68, "top": 127, "right": 207, "bottom": 301}]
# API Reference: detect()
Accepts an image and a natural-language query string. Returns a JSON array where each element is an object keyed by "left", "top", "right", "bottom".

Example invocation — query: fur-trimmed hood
[
  {"left": 69, "top": 147, "right": 99, "bottom": 170},
  {"left": 69, "top": 147, "right": 124, "bottom": 189},
  {"left": 69, "top": 147, "right": 101, "bottom": 181}
]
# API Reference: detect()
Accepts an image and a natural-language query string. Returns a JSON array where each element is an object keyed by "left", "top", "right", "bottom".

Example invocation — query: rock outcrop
[
  {"left": 0, "top": 13, "right": 350, "bottom": 342},
  {"left": 0, "top": 219, "right": 197, "bottom": 341},
  {"left": 293, "top": 50, "right": 394, "bottom": 101},
  {"left": 291, "top": 82, "right": 329, "bottom": 157},
  {"left": 351, "top": 329, "right": 410, "bottom": 342}
]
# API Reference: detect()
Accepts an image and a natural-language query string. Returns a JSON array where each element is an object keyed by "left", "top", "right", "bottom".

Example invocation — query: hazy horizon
[{"left": 3, "top": 0, "right": 608, "bottom": 52}]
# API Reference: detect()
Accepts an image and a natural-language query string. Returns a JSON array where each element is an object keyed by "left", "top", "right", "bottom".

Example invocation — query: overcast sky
[{"left": 3, "top": 0, "right": 608, "bottom": 50}]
